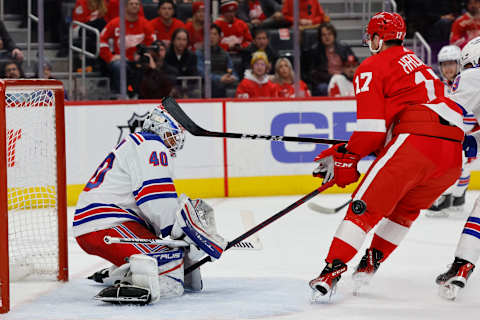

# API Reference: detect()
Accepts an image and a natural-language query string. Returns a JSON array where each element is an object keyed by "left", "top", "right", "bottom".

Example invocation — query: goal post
[{"left": 0, "top": 80, "right": 68, "bottom": 313}]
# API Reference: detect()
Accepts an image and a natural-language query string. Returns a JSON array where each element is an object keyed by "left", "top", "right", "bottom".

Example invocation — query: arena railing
[
  {"left": 413, "top": 32, "right": 432, "bottom": 67},
  {"left": 68, "top": 21, "right": 100, "bottom": 100}
]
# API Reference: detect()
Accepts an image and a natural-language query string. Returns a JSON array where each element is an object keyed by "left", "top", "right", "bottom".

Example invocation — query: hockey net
[{"left": 0, "top": 80, "right": 68, "bottom": 313}]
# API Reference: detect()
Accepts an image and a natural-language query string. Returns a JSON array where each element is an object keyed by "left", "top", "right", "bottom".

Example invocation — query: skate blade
[
  {"left": 310, "top": 288, "right": 334, "bottom": 304},
  {"left": 438, "top": 283, "right": 461, "bottom": 301},
  {"left": 425, "top": 210, "right": 450, "bottom": 218},
  {"left": 352, "top": 273, "right": 372, "bottom": 296}
]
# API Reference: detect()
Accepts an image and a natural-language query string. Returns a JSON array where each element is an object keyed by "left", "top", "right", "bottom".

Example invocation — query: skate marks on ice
[{"left": 4, "top": 277, "right": 312, "bottom": 320}]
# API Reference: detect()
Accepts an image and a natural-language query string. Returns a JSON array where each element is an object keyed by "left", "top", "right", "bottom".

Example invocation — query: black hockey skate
[
  {"left": 452, "top": 190, "right": 466, "bottom": 207},
  {"left": 94, "top": 282, "right": 151, "bottom": 305},
  {"left": 436, "top": 257, "right": 475, "bottom": 300},
  {"left": 426, "top": 194, "right": 452, "bottom": 217},
  {"left": 88, "top": 268, "right": 109, "bottom": 283},
  {"left": 352, "top": 248, "right": 384, "bottom": 295},
  {"left": 309, "top": 259, "right": 347, "bottom": 301}
]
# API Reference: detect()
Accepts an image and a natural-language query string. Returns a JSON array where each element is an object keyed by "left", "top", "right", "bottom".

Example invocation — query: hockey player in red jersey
[
  {"left": 309, "top": 12, "right": 465, "bottom": 300},
  {"left": 76, "top": 101, "right": 227, "bottom": 304}
]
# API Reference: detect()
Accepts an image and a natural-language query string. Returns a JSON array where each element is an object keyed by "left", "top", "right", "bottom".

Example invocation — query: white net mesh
[{"left": 5, "top": 88, "right": 59, "bottom": 280}]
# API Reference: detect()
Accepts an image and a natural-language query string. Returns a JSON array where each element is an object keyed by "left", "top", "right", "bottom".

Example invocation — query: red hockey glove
[{"left": 313, "top": 143, "right": 361, "bottom": 188}]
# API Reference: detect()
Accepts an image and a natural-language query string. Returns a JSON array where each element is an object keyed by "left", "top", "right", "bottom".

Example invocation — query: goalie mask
[{"left": 142, "top": 106, "right": 185, "bottom": 156}]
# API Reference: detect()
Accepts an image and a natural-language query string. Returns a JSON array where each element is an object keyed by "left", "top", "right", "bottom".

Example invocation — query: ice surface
[{"left": 5, "top": 192, "right": 479, "bottom": 319}]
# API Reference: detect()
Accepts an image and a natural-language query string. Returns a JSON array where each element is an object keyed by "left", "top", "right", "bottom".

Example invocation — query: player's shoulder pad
[{"left": 128, "top": 132, "right": 165, "bottom": 146}]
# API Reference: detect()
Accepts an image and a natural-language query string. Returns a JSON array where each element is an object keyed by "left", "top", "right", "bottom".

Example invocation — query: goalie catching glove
[
  {"left": 171, "top": 194, "right": 227, "bottom": 260},
  {"left": 313, "top": 143, "right": 361, "bottom": 188}
]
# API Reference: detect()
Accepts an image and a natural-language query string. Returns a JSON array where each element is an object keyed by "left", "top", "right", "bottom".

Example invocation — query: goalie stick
[
  {"left": 162, "top": 96, "right": 347, "bottom": 145},
  {"left": 308, "top": 199, "right": 351, "bottom": 214},
  {"left": 103, "top": 236, "right": 262, "bottom": 250},
  {"left": 185, "top": 181, "right": 335, "bottom": 274}
]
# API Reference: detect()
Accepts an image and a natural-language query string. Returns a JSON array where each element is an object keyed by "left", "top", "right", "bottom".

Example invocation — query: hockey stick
[
  {"left": 162, "top": 97, "right": 347, "bottom": 145},
  {"left": 104, "top": 236, "right": 189, "bottom": 248},
  {"left": 103, "top": 236, "right": 262, "bottom": 250},
  {"left": 185, "top": 181, "right": 334, "bottom": 274},
  {"left": 308, "top": 199, "right": 351, "bottom": 214}
]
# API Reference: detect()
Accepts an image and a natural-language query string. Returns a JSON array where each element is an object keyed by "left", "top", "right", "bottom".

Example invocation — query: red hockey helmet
[{"left": 366, "top": 12, "right": 406, "bottom": 42}]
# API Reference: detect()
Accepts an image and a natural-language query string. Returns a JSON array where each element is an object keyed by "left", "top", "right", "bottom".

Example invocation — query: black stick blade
[{"left": 162, "top": 96, "right": 208, "bottom": 136}]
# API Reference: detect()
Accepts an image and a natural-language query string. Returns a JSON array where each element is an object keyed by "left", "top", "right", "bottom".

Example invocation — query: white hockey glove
[
  {"left": 312, "top": 154, "right": 334, "bottom": 183},
  {"left": 171, "top": 194, "right": 227, "bottom": 260}
]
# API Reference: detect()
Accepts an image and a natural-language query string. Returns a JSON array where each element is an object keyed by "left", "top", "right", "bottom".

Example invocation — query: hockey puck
[{"left": 351, "top": 200, "right": 366, "bottom": 215}]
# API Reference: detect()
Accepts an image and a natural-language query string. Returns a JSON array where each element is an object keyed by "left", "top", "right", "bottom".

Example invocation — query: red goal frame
[{"left": 0, "top": 80, "right": 68, "bottom": 313}]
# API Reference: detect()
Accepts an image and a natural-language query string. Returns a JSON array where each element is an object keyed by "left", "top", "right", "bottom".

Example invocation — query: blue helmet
[{"left": 142, "top": 106, "right": 185, "bottom": 156}]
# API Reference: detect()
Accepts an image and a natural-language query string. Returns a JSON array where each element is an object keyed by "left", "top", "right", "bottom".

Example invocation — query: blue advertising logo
[{"left": 271, "top": 112, "right": 356, "bottom": 163}]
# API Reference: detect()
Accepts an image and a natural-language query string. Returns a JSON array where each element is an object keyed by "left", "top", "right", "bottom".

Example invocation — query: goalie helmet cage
[{"left": 0, "top": 80, "right": 68, "bottom": 313}]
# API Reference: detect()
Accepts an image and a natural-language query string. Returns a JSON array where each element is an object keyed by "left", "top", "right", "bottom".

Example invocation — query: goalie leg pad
[
  {"left": 172, "top": 194, "right": 227, "bottom": 260},
  {"left": 156, "top": 248, "right": 185, "bottom": 298},
  {"left": 130, "top": 254, "right": 161, "bottom": 303}
]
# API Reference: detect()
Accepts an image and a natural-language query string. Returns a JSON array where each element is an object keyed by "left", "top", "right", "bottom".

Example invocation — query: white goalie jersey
[
  {"left": 73, "top": 132, "right": 179, "bottom": 238},
  {"left": 449, "top": 68, "right": 480, "bottom": 131}
]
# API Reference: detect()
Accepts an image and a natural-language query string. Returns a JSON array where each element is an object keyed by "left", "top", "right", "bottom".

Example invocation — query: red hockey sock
[
  {"left": 370, "top": 234, "right": 397, "bottom": 262},
  {"left": 326, "top": 237, "right": 358, "bottom": 264}
]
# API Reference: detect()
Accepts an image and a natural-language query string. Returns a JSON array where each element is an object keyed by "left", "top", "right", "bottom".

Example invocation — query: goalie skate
[
  {"left": 436, "top": 258, "right": 475, "bottom": 300},
  {"left": 94, "top": 282, "right": 151, "bottom": 305},
  {"left": 309, "top": 259, "right": 347, "bottom": 302},
  {"left": 352, "top": 248, "right": 383, "bottom": 296}
]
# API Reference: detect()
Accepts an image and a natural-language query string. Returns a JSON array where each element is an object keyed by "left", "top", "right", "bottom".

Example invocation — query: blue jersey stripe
[
  {"left": 161, "top": 225, "right": 173, "bottom": 238},
  {"left": 75, "top": 203, "right": 120, "bottom": 214},
  {"left": 467, "top": 217, "right": 480, "bottom": 224},
  {"left": 133, "top": 178, "right": 174, "bottom": 196},
  {"left": 73, "top": 213, "right": 145, "bottom": 226},
  {"left": 136, "top": 193, "right": 178, "bottom": 206},
  {"left": 463, "top": 228, "right": 480, "bottom": 239}
]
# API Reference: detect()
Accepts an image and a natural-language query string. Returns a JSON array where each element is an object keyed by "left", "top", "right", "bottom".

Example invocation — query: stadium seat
[
  {"left": 143, "top": 3, "right": 158, "bottom": 20},
  {"left": 302, "top": 28, "right": 318, "bottom": 51},
  {"left": 176, "top": 3, "right": 193, "bottom": 23},
  {"left": 268, "top": 29, "right": 293, "bottom": 52}
]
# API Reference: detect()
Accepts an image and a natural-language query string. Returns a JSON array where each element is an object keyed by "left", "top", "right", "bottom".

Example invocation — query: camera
[{"left": 136, "top": 43, "right": 160, "bottom": 65}]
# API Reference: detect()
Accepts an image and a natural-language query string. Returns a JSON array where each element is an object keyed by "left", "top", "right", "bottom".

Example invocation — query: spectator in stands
[
  {"left": 240, "top": 28, "right": 279, "bottom": 79},
  {"left": 327, "top": 54, "right": 358, "bottom": 97},
  {"left": 1, "top": 60, "right": 25, "bottom": 79},
  {"left": 165, "top": 28, "right": 198, "bottom": 97},
  {"left": 281, "top": 0, "right": 329, "bottom": 30},
  {"left": 236, "top": 51, "right": 277, "bottom": 98},
  {"left": 215, "top": 0, "right": 252, "bottom": 53},
  {"left": 165, "top": 28, "right": 197, "bottom": 76},
  {"left": 104, "top": 0, "right": 145, "bottom": 22},
  {"left": 0, "top": 20, "right": 24, "bottom": 63},
  {"left": 238, "top": 0, "right": 287, "bottom": 30},
  {"left": 70, "top": 0, "right": 108, "bottom": 63},
  {"left": 197, "top": 24, "right": 238, "bottom": 98},
  {"left": 150, "top": 0, "right": 185, "bottom": 46},
  {"left": 185, "top": 1, "right": 204, "bottom": 51},
  {"left": 302, "top": 23, "right": 355, "bottom": 96},
  {"left": 99, "top": 0, "right": 154, "bottom": 93},
  {"left": 271, "top": 57, "right": 310, "bottom": 98},
  {"left": 136, "top": 40, "right": 178, "bottom": 99},
  {"left": 450, "top": 0, "right": 480, "bottom": 48}
]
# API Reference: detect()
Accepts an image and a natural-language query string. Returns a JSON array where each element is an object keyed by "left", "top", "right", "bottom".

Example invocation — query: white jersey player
[
  {"left": 435, "top": 37, "right": 480, "bottom": 300},
  {"left": 74, "top": 102, "right": 227, "bottom": 304},
  {"left": 427, "top": 45, "right": 477, "bottom": 216}
]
